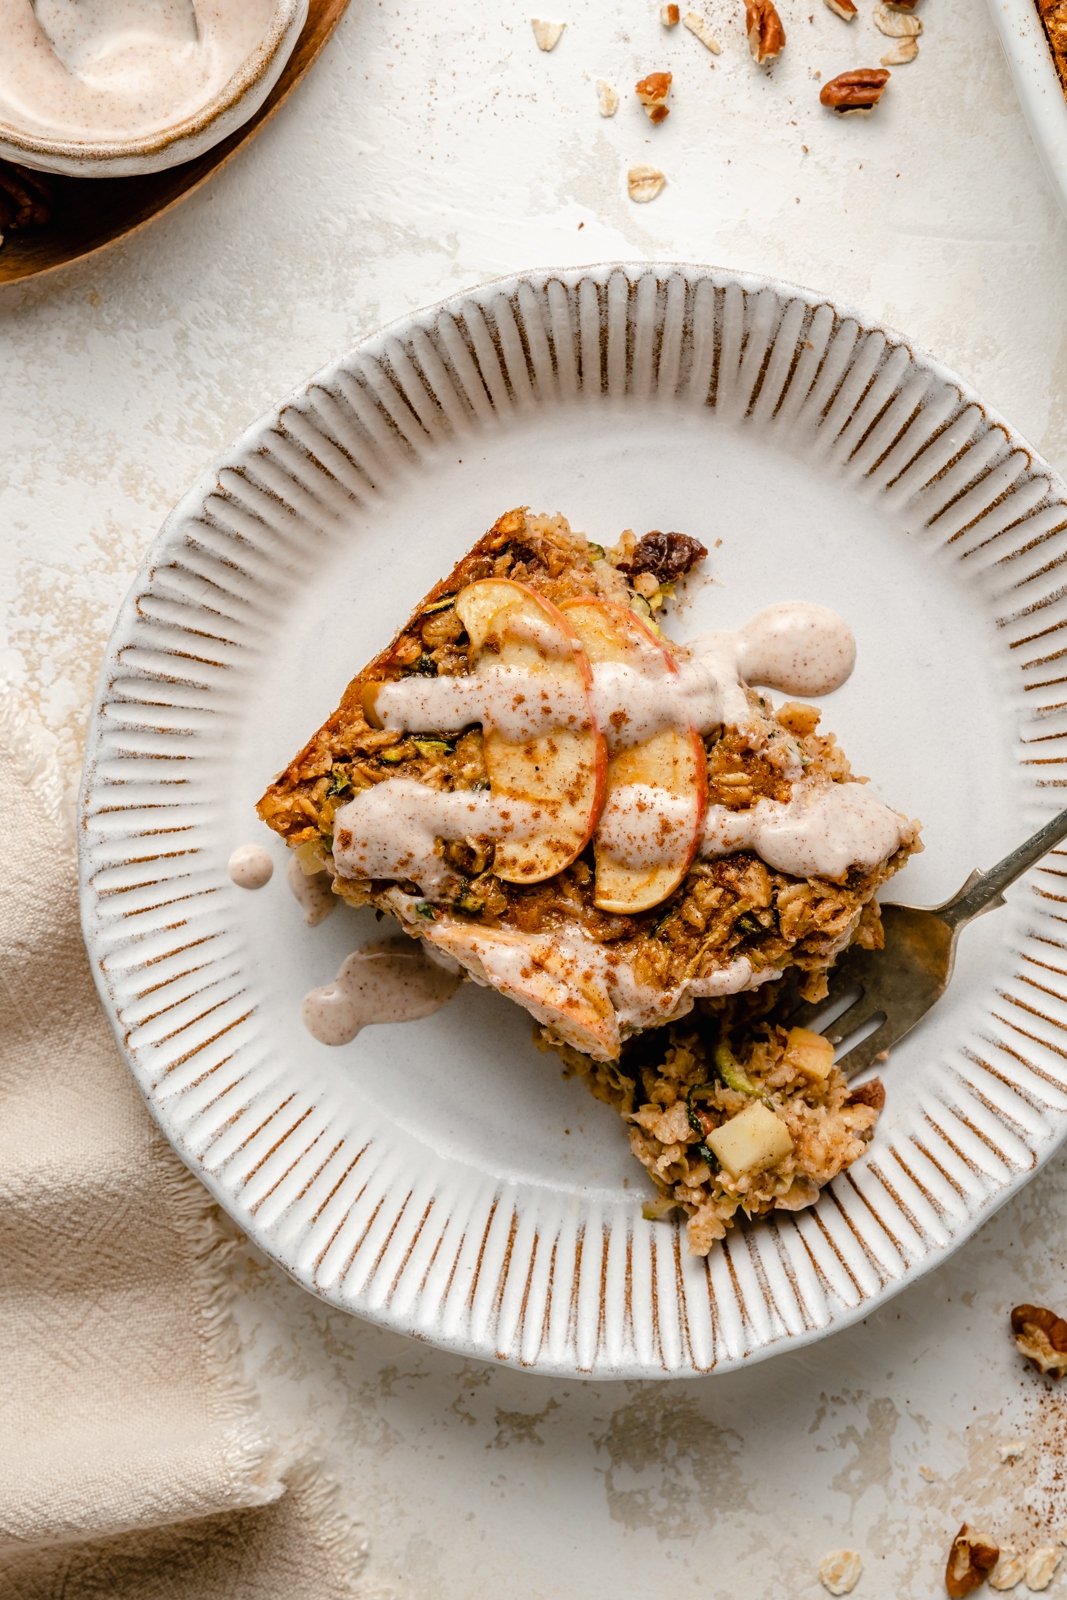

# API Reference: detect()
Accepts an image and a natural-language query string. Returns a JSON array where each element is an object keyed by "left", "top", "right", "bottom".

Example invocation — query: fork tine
[
  {"left": 788, "top": 972, "right": 865, "bottom": 1032},
  {"left": 819, "top": 991, "right": 886, "bottom": 1046},
  {"left": 835, "top": 1016, "right": 896, "bottom": 1080}
]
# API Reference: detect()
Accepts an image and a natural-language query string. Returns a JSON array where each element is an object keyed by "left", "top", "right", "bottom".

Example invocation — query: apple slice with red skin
[
  {"left": 453, "top": 579, "right": 607, "bottom": 885},
  {"left": 416, "top": 918, "right": 621, "bottom": 1060},
  {"left": 561, "top": 597, "right": 707, "bottom": 914}
]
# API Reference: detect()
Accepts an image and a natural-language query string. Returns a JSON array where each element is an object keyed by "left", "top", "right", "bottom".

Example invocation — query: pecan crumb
[
  {"left": 635, "top": 71, "right": 673, "bottom": 122},
  {"left": 847, "top": 1077, "right": 886, "bottom": 1113},
  {"left": 661, "top": 2, "right": 681, "bottom": 23},
  {"left": 1011, "top": 1304, "right": 1067, "bottom": 1379},
  {"left": 824, "top": 0, "right": 858, "bottom": 18},
  {"left": 819, "top": 68, "right": 891, "bottom": 113},
  {"left": 621, "top": 530, "right": 708, "bottom": 583},
  {"left": 745, "top": 0, "right": 786, "bottom": 61},
  {"left": 946, "top": 1526, "right": 1000, "bottom": 1599}
]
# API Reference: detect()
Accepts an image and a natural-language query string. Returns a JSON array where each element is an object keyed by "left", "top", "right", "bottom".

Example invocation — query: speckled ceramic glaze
[
  {"left": 988, "top": 0, "right": 1067, "bottom": 216},
  {"left": 0, "top": 0, "right": 308, "bottom": 178},
  {"left": 80, "top": 264, "right": 1067, "bottom": 1377}
]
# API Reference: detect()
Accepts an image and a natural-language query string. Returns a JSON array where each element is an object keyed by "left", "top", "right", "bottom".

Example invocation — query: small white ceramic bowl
[{"left": 0, "top": 0, "right": 308, "bottom": 180}]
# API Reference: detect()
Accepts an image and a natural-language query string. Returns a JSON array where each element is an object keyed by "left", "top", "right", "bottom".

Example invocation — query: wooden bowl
[{"left": 0, "top": 0, "right": 349, "bottom": 288}]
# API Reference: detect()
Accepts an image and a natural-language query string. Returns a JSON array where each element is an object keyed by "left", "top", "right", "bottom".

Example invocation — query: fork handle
[{"left": 938, "top": 803, "right": 1067, "bottom": 929}]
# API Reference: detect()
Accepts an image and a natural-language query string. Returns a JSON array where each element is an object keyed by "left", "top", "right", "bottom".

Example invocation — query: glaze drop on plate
[
  {"left": 302, "top": 938, "right": 463, "bottom": 1046},
  {"left": 228, "top": 842, "right": 273, "bottom": 889},
  {"left": 286, "top": 854, "right": 335, "bottom": 926}
]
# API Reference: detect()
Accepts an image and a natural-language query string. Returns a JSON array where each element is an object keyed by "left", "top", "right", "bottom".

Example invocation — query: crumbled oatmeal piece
[
  {"left": 596, "top": 79, "right": 619, "bottom": 115},
  {"left": 1025, "top": 1548, "right": 1063, "bottom": 1592},
  {"left": 873, "top": 2, "right": 921, "bottom": 33},
  {"left": 1011, "top": 1304, "right": 1067, "bottom": 1378},
  {"left": 745, "top": 0, "right": 786, "bottom": 61},
  {"left": 946, "top": 1526, "right": 1000, "bottom": 1599},
  {"left": 662, "top": 2, "right": 681, "bottom": 23},
  {"left": 627, "top": 164, "right": 666, "bottom": 202},
  {"left": 635, "top": 71, "right": 672, "bottom": 122},
  {"left": 819, "top": 1549, "right": 863, "bottom": 1596},
  {"left": 998, "top": 1441, "right": 1027, "bottom": 1464},
  {"left": 881, "top": 37, "right": 918, "bottom": 64},
  {"left": 989, "top": 1547, "right": 1026, "bottom": 1592},
  {"left": 918, "top": 1463, "right": 937, "bottom": 1482},
  {"left": 824, "top": 0, "right": 857, "bottom": 18},
  {"left": 531, "top": 17, "right": 566, "bottom": 50},
  {"left": 682, "top": 10, "right": 722, "bottom": 51}
]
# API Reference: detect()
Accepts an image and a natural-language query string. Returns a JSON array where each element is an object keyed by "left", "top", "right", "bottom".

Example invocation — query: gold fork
[{"left": 788, "top": 806, "right": 1067, "bottom": 1078}]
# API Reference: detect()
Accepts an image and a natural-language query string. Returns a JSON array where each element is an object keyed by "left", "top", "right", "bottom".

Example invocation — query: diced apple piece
[
  {"left": 785, "top": 1026, "right": 834, "bottom": 1082},
  {"left": 562, "top": 597, "right": 707, "bottom": 914},
  {"left": 705, "top": 1101, "right": 794, "bottom": 1177},
  {"left": 417, "top": 918, "right": 621, "bottom": 1060},
  {"left": 454, "top": 579, "right": 606, "bottom": 885}
]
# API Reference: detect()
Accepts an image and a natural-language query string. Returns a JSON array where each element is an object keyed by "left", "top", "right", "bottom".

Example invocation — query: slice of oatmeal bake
[
  {"left": 258, "top": 506, "right": 919, "bottom": 1246},
  {"left": 260, "top": 506, "right": 917, "bottom": 1055}
]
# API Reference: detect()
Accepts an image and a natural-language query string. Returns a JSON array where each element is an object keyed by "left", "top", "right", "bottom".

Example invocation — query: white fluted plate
[{"left": 80, "top": 265, "right": 1067, "bottom": 1377}]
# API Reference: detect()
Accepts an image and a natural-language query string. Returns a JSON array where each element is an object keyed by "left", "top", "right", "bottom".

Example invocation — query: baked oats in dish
[
  {"left": 1037, "top": 0, "right": 1067, "bottom": 95},
  {"left": 259, "top": 507, "right": 920, "bottom": 1251}
]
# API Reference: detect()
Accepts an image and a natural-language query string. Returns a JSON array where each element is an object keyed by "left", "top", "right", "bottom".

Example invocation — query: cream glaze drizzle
[
  {"left": 337, "top": 599, "right": 901, "bottom": 893},
  {"left": 301, "top": 938, "right": 462, "bottom": 1046},
  {"left": 597, "top": 780, "right": 909, "bottom": 882},
  {"left": 227, "top": 843, "right": 273, "bottom": 889},
  {"left": 372, "top": 601, "right": 856, "bottom": 750},
  {"left": 286, "top": 855, "right": 336, "bottom": 926},
  {"left": 333, "top": 781, "right": 551, "bottom": 894},
  {"left": 0, "top": 0, "right": 280, "bottom": 144}
]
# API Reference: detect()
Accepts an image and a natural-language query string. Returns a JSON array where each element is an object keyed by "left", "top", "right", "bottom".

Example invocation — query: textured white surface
[{"left": 5, "top": 0, "right": 1067, "bottom": 1591}]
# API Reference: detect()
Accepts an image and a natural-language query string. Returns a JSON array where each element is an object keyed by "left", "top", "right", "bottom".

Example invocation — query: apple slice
[
  {"left": 454, "top": 579, "right": 606, "bottom": 885},
  {"left": 562, "top": 598, "right": 707, "bottom": 914},
  {"left": 417, "top": 918, "right": 621, "bottom": 1060}
]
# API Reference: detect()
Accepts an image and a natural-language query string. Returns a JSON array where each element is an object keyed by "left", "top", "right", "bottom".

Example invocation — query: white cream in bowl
[{"left": 0, "top": 0, "right": 308, "bottom": 177}]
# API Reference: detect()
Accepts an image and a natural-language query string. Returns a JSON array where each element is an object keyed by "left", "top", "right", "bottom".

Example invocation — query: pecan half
[
  {"left": 621, "top": 530, "right": 708, "bottom": 583},
  {"left": 946, "top": 1526, "right": 1000, "bottom": 1599},
  {"left": 1011, "top": 1304, "right": 1067, "bottom": 1378},
  {"left": 0, "top": 161, "right": 52, "bottom": 235},
  {"left": 744, "top": 0, "right": 786, "bottom": 62},
  {"left": 819, "top": 68, "right": 891, "bottom": 113},
  {"left": 635, "top": 71, "right": 673, "bottom": 123}
]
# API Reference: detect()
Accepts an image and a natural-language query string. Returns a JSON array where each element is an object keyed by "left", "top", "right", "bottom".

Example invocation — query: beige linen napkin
[{"left": 0, "top": 704, "right": 363, "bottom": 1598}]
